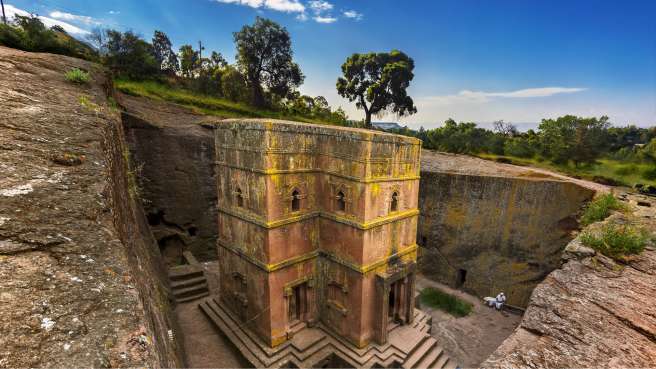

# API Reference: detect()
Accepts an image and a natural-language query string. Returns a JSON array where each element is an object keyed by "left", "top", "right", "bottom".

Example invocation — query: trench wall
[
  {"left": 418, "top": 171, "right": 595, "bottom": 307},
  {"left": 103, "top": 95, "right": 184, "bottom": 366},
  {"left": 122, "top": 112, "right": 217, "bottom": 264}
]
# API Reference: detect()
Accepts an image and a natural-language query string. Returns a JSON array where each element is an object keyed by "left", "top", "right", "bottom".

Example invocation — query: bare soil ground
[
  {"left": 176, "top": 302, "right": 250, "bottom": 368},
  {"left": 415, "top": 275, "right": 522, "bottom": 368},
  {"left": 176, "top": 261, "right": 250, "bottom": 368}
]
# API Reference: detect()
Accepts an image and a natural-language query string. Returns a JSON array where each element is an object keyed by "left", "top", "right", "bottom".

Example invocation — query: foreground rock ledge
[
  {"left": 0, "top": 47, "right": 182, "bottom": 367},
  {"left": 483, "top": 213, "right": 656, "bottom": 368}
]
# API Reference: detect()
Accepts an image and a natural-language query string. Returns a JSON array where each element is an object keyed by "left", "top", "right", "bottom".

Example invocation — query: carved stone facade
[{"left": 214, "top": 119, "right": 421, "bottom": 349}]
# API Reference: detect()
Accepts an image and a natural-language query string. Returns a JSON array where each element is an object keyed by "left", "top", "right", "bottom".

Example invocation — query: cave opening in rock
[
  {"left": 158, "top": 234, "right": 185, "bottom": 266},
  {"left": 456, "top": 268, "right": 467, "bottom": 287},
  {"left": 147, "top": 210, "right": 165, "bottom": 226}
]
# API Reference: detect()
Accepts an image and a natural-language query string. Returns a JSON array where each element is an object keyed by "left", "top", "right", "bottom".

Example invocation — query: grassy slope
[
  {"left": 114, "top": 79, "right": 332, "bottom": 124},
  {"left": 477, "top": 153, "right": 656, "bottom": 188}
]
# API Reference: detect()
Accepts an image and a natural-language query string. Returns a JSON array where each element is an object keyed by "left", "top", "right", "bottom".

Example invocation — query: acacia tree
[
  {"left": 538, "top": 115, "right": 611, "bottom": 166},
  {"left": 336, "top": 50, "right": 417, "bottom": 127},
  {"left": 152, "top": 30, "right": 179, "bottom": 74},
  {"left": 233, "top": 17, "right": 304, "bottom": 107}
]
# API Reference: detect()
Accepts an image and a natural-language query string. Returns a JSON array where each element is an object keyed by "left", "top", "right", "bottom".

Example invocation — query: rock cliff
[
  {"left": 418, "top": 151, "right": 596, "bottom": 306},
  {"left": 120, "top": 95, "right": 218, "bottom": 264},
  {"left": 0, "top": 47, "right": 182, "bottom": 367},
  {"left": 483, "top": 193, "right": 656, "bottom": 368}
]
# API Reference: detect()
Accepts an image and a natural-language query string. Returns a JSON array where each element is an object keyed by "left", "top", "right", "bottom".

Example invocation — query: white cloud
[
  {"left": 313, "top": 15, "right": 337, "bottom": 24},
  {"left": 108, "top": 10, "right": 120, "bottom": 15},
  {"left": 342, "top": 10, "right": 363, "bottom": 20},
  {"left": 309, "top": 0, "right": 333, "bottom": 14},
  {"left": 425, "top": 87, "right": 587, "bottom": 105},
  {"left": 296, "top": 12, "right": 308, "bottom": 21},
  {"left": 3, "top": 4, "right": 90, "bottom": 36},
  {"left": 215, "top": 0, "right": 305, "bottom": 13},
  {"left": 49, "top": 10, "right": 99, "bottom": 25}
]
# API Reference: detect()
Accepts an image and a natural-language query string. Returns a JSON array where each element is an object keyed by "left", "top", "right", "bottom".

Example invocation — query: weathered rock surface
[
  {"left": 418, "top": 151, "right": 596, "bottom": 306},
  {"left": 0, "top": 47, "right": 182, "bottom": 367},
  {"left": 120, "top": 94, "right": 217, "bottom": 264},
  {"left": 483, "top": 193, "right": 656, "bottom": 368}
]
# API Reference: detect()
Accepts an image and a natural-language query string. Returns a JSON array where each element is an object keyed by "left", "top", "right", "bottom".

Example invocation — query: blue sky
[{"left": 5, "top": 0, "right": 655, "bottom": 129}]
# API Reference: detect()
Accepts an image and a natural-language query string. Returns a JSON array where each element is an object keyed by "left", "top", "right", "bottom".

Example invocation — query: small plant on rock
[
  {"left": 65, "top": 68, "right": 90, "bottom": 84},
  {"left": 581, "top": 193, "right": 626, "bottom": 226},
  {"left": 580, "top": 224, "right": 648, "bottom": 261}
]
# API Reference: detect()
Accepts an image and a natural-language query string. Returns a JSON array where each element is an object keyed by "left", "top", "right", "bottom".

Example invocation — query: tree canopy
[
  {"left": 152, "top": 30, "right": 179, "bottom": 75},
  {"left": 538, "top": 115, "right": 611, "bottom": 165},
  {"left": 104, "top": 30, "right": 158, "bottom": 79},
  {"left": 233, "top": 17, "right": 304, "bottom": 107},
  {"left": 336, "top": 50, "right": 417, "bottom": 127}
]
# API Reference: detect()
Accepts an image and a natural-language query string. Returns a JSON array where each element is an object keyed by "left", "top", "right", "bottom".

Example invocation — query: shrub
[
  {"left": 65, "top": 68, "right": 90, "bottom": 84},
  {"left": 581, "top": 193, "right": 626, "bottom": 226},
  {"left": 642, "top": 167, "right": 656, "bottom": 181},
  {"left": 580, "top": 224, "right": 648, "bottom": 261},
  {"left": 419, "top": 287, "right": 473, "bottom": 317}
]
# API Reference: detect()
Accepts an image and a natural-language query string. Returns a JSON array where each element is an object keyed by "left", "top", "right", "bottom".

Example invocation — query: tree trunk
[
  {"left": 365, "top": 111, "right": 372, "bottom": 128},
  {"left": 252, "top": 84, "right": 265, "bottom": 108}
]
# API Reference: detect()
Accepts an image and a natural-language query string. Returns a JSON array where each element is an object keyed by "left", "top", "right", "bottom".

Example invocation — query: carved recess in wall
[
  {"left": 328, "top": 179, "right": 352, "bottom": 214},
  {"left": 276, "top": 179, "right": 313, "bottom": 215}
]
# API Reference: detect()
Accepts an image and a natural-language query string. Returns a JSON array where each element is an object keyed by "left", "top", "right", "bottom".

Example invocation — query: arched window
[
  {"left": 390, "top": 191, "right": 399, "bottom": 212},
  {"left": 336, "top": 191, "right": 346, "bottom": 212},
  {"left": 291, "top": 189, "right": 301, "bottom": 212},
  {"left": 236, "top": 187, "right": 244, "bottom": 207}
]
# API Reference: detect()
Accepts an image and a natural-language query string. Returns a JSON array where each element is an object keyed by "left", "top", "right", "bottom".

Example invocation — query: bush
[
  {"left": 581, "top": 193, "right": 626, "bottom": 226},
  {"left": 580, "top": 224, "right": 648, "bottom": 261},
  {"left": 503, "top": 137, "right": 535, "bottom": 158},
  {"left": 419, "top": 287, "right": 472, "bottom": 317},
  {"left": 642, "top": 167, "right": 656, "bottom": 181},
  {"left": 65, "top": 68, "right": 90, "bottom": 84}
]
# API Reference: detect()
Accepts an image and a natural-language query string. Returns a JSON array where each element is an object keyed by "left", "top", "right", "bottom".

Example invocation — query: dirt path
[
  {"left": 416, "top": 275, "right": 522, "bottom": 368},
  {"left": 175, "top": 301, "right": 249, "bottom": 368}
]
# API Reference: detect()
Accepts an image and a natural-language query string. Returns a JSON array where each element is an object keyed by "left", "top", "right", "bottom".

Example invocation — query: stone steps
[
  {"left": 168, "top": 265, "right": 204, "bottom": 281},
  {"left": 171, "top": 275, "right": 206, "bottom": 289},
  {"left": 177, "top": 291, "right": 209, "bottom": 302},
  {"left": 402, "top": 334, "right": 451, "bottom": 369},
  {"left": 168, "top": 264, "right": 208, "bottom": 303},
  {"left": 173, "top": 282, "right": 209, "bottom": 298},
  {"left": 200, "top": 297, "right": 456, "bottom": 369}
]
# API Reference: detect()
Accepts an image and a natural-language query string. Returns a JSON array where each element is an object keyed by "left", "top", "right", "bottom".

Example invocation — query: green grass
[
  {"left": 580, "top": 193, "right": 627, "bottom": 226},
  {"left": 477, "top": 153, "right": 656, "bottom": 188},
  {"left": 419, "top": 287, "right": 473, "bottom": 317},
  {"left": 580, "top": 224, "right": 648, "bottom": 261},
  {"left": 65, "top": 68, "right": 90, "bottom": 84},
  {"left": 114, "top": 79, "right": 333, "bottom": 124}
]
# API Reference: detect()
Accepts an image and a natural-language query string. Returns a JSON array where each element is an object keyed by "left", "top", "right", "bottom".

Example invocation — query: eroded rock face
[
  {"left": 120, "top": 95, "right": 217, "bottom": 264},
  {"left": 418, "top": 151, "right": 596, "bottom": 306},
  {"left": 483, "top": 197, "right": 656, "bottom": 368},
  {"left": 0, "top": 47, "right": 182, "bottom": 367}
]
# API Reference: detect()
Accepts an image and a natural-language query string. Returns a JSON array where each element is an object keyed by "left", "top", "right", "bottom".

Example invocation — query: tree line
[
  {"left": 0, "top": 15, "right": 418, "bottom": 128},
  {"left": 391, "top": 116, "right": 656, "bottom": 169}
]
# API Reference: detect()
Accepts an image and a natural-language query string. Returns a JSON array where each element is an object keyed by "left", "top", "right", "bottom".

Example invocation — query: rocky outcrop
[
  {"left": 483, "top": 194, "right": 656, "bottom": 368},
  {"left": 0, "top": 47, "right": 182, "bottom": 367},
  {"left": 120, "top": 95, "right": 217, "bottom": 264},
  {"left": 418, "top": 151, "right": 596, "bottom": 306}
]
